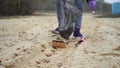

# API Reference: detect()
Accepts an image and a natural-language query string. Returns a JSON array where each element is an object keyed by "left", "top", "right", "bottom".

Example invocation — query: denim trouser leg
[
  {"left": 74, "top": 0, "right": 84, "bottom": 37},
  {"left": 56, "top": 0, "right": 65, "bottom": 27},
  {"left": 74, "top": 0, "right": 83, "bottom": 29},
  {"left": 56, "top": 0, "right": 83, "bottom": 29},
  {"left": 56, "top": 0, "right": 83, "bottom": 37}
]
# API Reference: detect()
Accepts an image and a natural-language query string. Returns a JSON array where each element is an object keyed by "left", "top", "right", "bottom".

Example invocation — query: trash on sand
[
  {"left": 40, "top": 44, "right": 46, "bottom": 49},
  {"left": 52, "top": 40, "right": 67, "bottom": 49}
]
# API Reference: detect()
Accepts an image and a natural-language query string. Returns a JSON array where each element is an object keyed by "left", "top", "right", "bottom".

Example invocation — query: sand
[{"left": 0, "top": 12, "right": 120, "bottom": 68}]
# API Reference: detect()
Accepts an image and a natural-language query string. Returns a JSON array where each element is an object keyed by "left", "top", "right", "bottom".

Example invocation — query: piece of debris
[
  {"left": 75, "top": 40, "right": 84, "bottom": 47},
  {"left": 52, "top": 40, "right": 67, "bottom": 49},
  {"left": 40, "top": 44, "right": 46, "bottom": 49}
]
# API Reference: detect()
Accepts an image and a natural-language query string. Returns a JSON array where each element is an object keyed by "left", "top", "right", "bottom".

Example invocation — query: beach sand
[{"left": 0, "top": 12, "right": 120, "bottom": 68}]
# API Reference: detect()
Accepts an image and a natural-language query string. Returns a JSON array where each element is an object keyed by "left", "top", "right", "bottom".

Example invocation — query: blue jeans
[{"left": 56, "top": 0, "right": 83, "bottom": 29}]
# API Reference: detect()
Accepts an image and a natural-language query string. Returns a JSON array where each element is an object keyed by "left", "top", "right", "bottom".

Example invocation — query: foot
[
  {"left": 51, "top": 28, "right": 59, "bottom": 34},
  {"left": 73, "top": 29, "right": 83, "bottom": 38}
]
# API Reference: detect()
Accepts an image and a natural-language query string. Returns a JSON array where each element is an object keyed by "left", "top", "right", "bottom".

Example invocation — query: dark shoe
[
  {"left": 73, "top": 28, "right": 83, "bottom": 38},
  {"left": 51, "top": 27, "right": 59, "bottom": 34}
]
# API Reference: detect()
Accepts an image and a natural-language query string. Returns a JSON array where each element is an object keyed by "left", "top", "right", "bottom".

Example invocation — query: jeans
[{"left": 56, "top": 0, "right": 83, "bottom": 29}]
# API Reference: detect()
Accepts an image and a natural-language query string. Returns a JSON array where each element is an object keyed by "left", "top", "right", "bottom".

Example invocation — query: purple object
[{"left": 89, "top": 0, "right": 96, "bottom": 11}]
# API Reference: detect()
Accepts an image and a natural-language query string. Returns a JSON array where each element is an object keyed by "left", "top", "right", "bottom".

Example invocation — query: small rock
[
  {"left": 57, "top": 63, "right": 63, "bottom": 67},
  {"left": 35, "top": 61, "right": 41, "bottom": 64},
  {"left": 41, "top": 50, "right": 45, "bottom": 52},
  {"left": 14, "top": 54, "right": 18, "bottom": 57},
  {"left": 0, "top": 57, "right": 2, "bottom": 64},
  {"left": 12, "top": 53, "right": 19, "bottom": 58},
  {"left": 4, "top": 44, "right": 11, "bottom": 47},
  {"left": 45, "top": 53, "right": 52, "bottom": 57},
  {"left": 18, "top": 34, "right": 22, "bottom": 37},
  {"left": 31, "top": 33, "right": 34, "bottom": 35},
  {"left": 11, "top": 43, "right": 15, "bottom": 46},
  {"left": 42, "top": 59, "right": 50, "bottom": 63},
  {"left": 23, "top": 48, "right": 28, "bottom": 52},
  {"left": 27, "top": 52, "right": 31, "bottom": 54},
  {"left": 51, "top": 49, "right": 55, "bottom": 53},
  {"left": 2, "top": 28, "right": 5, "bottom": 31},
  {"left": 16, "top": 48, "right": 21, "bottom": 50},
  {"left": 0, "top": 48, "right": 2, "bottom": 51},
  {"left": 91, "top": 51, "right": 96, "bottom": 54},
  {"left": 22, "top": 31, "right": 26, "bottom": 34},
  {"left": 37, "top": 65, "right": 41, "bottom": 68}
]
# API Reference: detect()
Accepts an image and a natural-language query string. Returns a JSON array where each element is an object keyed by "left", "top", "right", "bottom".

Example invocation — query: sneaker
[
  {"left": 73, "top": 28, "right": 83, "bottom": 38},
  {"left": 51, "top": 27, "right": 59, "bottom": 34}
]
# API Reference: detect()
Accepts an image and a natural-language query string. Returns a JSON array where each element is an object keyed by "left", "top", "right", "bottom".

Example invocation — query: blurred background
[{"left": 0, "top": 0, "right": 120, "bottom": 16}]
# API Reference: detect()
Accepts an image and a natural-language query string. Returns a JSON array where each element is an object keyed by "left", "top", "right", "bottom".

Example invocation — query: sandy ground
[{"left": 0, "top": 12, "right": 120, "bottom": 68}]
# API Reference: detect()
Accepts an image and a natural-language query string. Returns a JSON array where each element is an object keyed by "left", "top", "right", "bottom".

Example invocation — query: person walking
[{"left": 53, "top": 0, "right": 86, "bottom": 41}]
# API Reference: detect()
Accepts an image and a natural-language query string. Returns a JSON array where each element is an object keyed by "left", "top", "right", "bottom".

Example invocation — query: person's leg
[
  {"left": 53, "top": 0, "right": 65, "bottom": 33},
  {"left": 73, "top": 0, "right": 84, "bottom": 38},
  {"left": 56, "top": 0, "right": 63, "bottom": 24}
]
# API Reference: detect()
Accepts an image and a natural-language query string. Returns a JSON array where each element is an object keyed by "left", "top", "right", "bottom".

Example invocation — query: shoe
[
  {"left": 51, "top": 27, "right": 59, "bottom": 34},
  {"left": 73, "top": 28, "right": 83, "bottom": 38}
]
